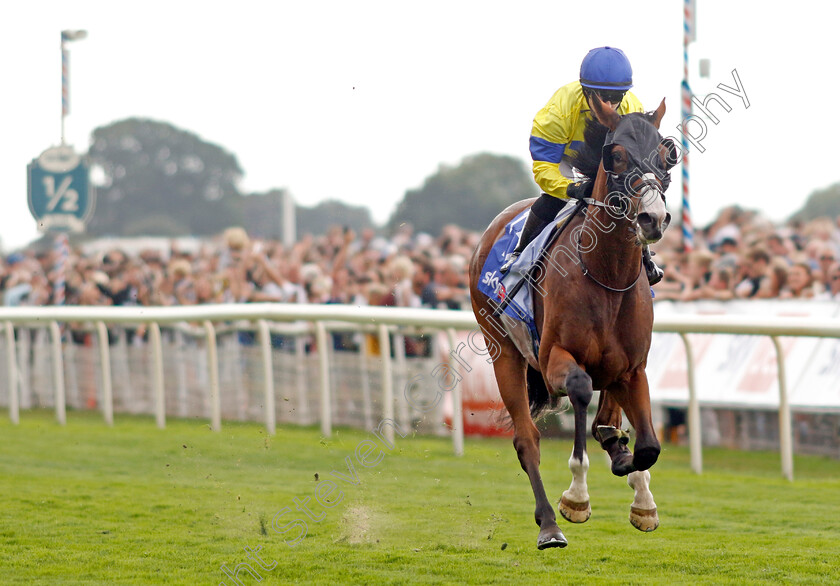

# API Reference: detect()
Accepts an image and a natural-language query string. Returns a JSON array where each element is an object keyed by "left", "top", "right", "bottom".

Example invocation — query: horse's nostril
[
  {"left": 637, "top": 213, "right": 664, "bottom": 242},
  {"left": 663, "top": 213, "right": 672, "bottom": 230},
  {"left": 637, "top": 213, "right": 654, "bottom": 228}
]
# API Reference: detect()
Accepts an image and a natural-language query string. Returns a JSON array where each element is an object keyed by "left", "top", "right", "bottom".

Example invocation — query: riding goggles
[{"left": 595, "top": 89, "right": 626, "bottom": 105}]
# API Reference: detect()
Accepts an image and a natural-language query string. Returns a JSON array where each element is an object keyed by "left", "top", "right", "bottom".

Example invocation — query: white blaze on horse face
[{"left": 636, "top": 172, "right": 669, "bottom": 244}]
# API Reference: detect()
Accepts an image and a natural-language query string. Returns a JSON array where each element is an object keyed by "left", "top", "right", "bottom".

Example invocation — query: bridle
[{"left": 574, "top": 174, "right": 665, "bottom": 293}]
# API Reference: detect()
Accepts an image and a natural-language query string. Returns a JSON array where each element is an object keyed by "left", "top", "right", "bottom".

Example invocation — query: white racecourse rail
[{"left": 1, "top": 303, "right": 839, "bottom": 480}]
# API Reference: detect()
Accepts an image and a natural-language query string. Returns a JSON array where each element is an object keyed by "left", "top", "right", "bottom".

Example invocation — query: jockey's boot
[
  {"left": 499, "top": 210, "right": 551, "bottom": 274},
  {"left": 642, "top": 246, "right": 664, "bottom": 285},
  {"left": 500, "top": 193, "right": 566, "bottom": 274}
]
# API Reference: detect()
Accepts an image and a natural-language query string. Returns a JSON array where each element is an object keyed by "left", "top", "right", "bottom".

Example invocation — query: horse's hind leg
[
  {"left": 628, "top": 470, "right": 659, "bottom": 531},
  {"left": 492, "top": 353, "right": 567, "bottom": 549},
  {"left": 593, "top": 392, "right": 635, "bottom": 477},
  {"left": 544, "top": 346, "right": 593, "bottom": 524}
]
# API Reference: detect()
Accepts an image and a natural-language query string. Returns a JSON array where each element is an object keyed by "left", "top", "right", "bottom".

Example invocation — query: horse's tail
[{"left": 526, "top": 365, "right": 554, "bottom": 419}]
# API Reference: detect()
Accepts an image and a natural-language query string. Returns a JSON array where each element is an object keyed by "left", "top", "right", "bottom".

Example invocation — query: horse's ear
[
  {"left": 651, "top": 98, "right": 666, "bottom": 129},
  {"left": 590, "top": 93, "right": 620, "bottom": 131}
]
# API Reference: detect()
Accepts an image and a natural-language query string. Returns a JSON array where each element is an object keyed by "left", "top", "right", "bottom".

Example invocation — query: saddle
[{"left": 476, "top": 202, "right": 584, "bottom": 367}]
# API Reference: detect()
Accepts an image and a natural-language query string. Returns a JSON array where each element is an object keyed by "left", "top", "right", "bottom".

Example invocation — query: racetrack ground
[{"left": 1, "top": 410, "right": 839, "bottom": 584}]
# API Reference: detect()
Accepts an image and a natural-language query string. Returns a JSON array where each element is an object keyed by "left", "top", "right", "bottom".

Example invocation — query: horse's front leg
[
  {"left": 605, "top": 367, "right": 661, "bottom": 472},
  {"left": 606, "top": 368, "right": 661, "bottom": 531},
  {"left": 592, "top": 392, "right": 635, "bottom": 476},
  {"left": 544, "top": 346, "right": 593, "bottom": 524}
]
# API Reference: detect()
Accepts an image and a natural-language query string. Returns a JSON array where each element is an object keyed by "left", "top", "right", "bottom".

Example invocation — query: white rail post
[
  {"left": 5, "top": 322, "right": 18, "bottom": 425},
  {"left": 18, "top": 329, "right": 31, "bottom": 409},
  {"left": 314, "top": 320, "right": 331, "bottom": 438},
  {"left": 174, "top": 329, "right": 189, "bottom": 418},
  {"left": 358, "top": 333, "right": 373, "bottom": 430},
  {"left": 95, "top": 322, "right": 113, "bottom": 426},
  {"left": 49, "top": 321, "right": 67, "bottom": 426},
  {"left": 294, "top": 334, "right": 310, "bottom": 423},
  {"left": 393, "top": 332, "right": 409, "bottom": 429},
  {"left": 446, "top": 328, "right": 464, "bottom": 457},
  {"left": 377, "top": 323, "right": 394, "bottom": 446},
  {"left": 679, "top": 332, "right": 702, "bottom": 474},
  {"left": 771, "top": 336, "right": 794, "bottom": 481},
  {"left": 203, "top": 320, "right": 221, "bottom": 432},
  {"left": 149, "top": 322, "right": 166, "bottom": 429},
  {"left": 257, "top": 320, "right": 276, "bottom": 435}
]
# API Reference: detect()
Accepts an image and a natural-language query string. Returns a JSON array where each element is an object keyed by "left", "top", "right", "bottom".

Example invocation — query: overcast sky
[{"left": 1, "top": 1, "right": 835, "bottom": 249}]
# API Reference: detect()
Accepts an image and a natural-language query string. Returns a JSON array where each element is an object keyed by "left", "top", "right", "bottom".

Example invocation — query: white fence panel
[
  {"left": 1, "top": 302, "right": 839, "bottom": 475},
  {"left": 648, "top": 301, "right": 840, "bottom": 409}
]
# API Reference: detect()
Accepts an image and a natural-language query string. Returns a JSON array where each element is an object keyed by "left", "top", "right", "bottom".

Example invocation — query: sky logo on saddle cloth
[{"left": 478, "top": 207, "right": 575, "bottom": 355}]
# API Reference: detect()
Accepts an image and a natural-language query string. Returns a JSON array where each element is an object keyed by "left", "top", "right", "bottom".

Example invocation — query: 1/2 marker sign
[{"left": 28, "top": 145, "right": 95, "bottom": 232}]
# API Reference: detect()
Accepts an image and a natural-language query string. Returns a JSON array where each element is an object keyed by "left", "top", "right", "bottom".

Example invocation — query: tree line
[
  {"left": 83, "top": 118, "right": 839, "bottom": 240},
  {"left": 83, "top": 118, "right": 537, "bottom": 239}
]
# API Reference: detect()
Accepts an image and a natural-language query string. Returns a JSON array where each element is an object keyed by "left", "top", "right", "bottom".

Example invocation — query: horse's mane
[
  {"left": 569, "top": 118, "right": 609, "bottom": 180},
  {"left": 570, "top": 111, "right": 660, "bottom": 180}
]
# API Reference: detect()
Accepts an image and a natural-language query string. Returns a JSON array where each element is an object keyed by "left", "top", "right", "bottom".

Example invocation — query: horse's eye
[{"left": 612, "top": 152, "right": 623, "bottom": 164}]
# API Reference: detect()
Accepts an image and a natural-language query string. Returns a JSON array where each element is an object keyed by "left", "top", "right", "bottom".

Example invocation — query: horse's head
[{"left": 590, "top": 96, "right": 676, "bottom": 244}]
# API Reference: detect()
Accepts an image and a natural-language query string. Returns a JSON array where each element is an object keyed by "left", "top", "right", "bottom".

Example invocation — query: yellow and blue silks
[{"left": 529, "top": 80, "right": 644, "bottom": 199}]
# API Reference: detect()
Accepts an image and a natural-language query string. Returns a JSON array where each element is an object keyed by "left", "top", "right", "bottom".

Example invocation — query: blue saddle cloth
[{"left": 476, "top": 205, "right": 578, "bottom": 356}]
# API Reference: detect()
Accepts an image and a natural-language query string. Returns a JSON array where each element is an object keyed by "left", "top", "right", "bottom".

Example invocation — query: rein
[
  {"left": 580, "top": 197, "right": 616, "bottom": 210},
  {"left": 577, "top": 199, "right": 643, "bottom": 293}
]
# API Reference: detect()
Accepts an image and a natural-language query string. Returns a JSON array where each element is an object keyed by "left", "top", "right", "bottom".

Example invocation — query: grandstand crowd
[{"left": 2, "top": 206, "right": 840, "bottom": 311}]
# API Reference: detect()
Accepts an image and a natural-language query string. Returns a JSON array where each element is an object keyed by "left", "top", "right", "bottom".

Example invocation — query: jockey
[{"left": 500, "top": 46, "right": 665, "bottom": 285}]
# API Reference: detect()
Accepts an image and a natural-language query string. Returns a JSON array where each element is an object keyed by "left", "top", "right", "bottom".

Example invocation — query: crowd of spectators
[
  {"left": 0, "top": 224, "right": 475, "bottom": 313},
  {"left": 2, "top": 206, "right": 840, "bottom": 313},
  {"left": 651, "top": 206, "right": 840, "bottom": 302}
]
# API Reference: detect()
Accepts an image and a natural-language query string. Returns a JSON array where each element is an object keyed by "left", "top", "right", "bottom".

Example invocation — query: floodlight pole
[{"left": 61, "top": 30, "right": 87, "bottom": 146}]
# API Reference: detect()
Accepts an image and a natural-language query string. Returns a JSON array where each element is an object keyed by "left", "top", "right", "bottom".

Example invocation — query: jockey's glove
[{"left": 566, "top": 180, "right": 593, "bottom": 200}]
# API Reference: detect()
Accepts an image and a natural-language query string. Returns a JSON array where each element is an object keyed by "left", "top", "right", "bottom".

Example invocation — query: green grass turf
[{"left": 1, "top": 410, "right": 839, "bottom": 585}]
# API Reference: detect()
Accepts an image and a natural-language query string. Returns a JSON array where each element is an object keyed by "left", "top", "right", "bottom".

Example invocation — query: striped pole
[
  {"left": 681, "top": 0, "right": 695, "bottom": 252},
  {"left": 61, "top": 33, "right": 69, "bottom": 145},
  {"left": 60, "top": 30, "right": 86, "bottom": 146}
]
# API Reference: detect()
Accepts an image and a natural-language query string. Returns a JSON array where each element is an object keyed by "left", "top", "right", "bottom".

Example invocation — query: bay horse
[{"left": 468, "top": 95, "right": 675, "bottom": 549}]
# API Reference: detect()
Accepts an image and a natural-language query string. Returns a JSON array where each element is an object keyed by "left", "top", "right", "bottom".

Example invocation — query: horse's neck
[{"left": 582, "top": 168, "right": 643, "bottom": 281}]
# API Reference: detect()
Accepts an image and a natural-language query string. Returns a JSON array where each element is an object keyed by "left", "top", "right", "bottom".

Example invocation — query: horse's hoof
[
  {"left": 610, "top": 453, "right": 635, "bottom": 477},
  {"left": 632, "top": 446, "right": 660, "bottom": 471},
  {"left": 629, "top": 506, "right": 659, "bottom": 532},
  {"left": 558, "top": 495, "right": 591, "bottom": 524},
  {"left": 537, "top": 527, "right": 568, "bottom": 549}
]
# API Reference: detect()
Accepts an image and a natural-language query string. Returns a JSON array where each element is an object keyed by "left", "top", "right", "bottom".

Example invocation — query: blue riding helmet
[{"left": 580, "top": 47, "right": 633, "bottom": 91}]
